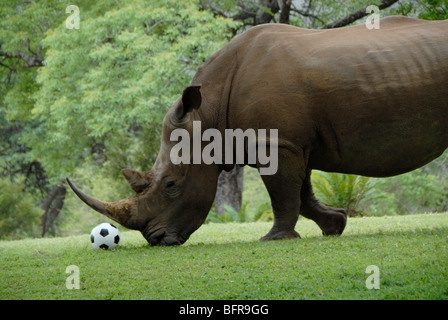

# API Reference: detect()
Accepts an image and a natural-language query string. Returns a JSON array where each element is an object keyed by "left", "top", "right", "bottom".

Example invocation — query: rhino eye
[{"left": 166, "top": 180, "right": 175, "bottom": 188}]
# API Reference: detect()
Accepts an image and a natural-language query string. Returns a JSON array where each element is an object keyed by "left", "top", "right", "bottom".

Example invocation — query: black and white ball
[{"left": 90, "top": 223, "right": 120, "bottom": 250}]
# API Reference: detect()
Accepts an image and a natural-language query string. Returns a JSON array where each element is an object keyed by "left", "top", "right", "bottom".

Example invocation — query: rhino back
[
  {"left": 302, "top": 19, "right": 448, "bottom": 176},
  {"left": 192, "top": 18, "right": 448, "bottom": 177}
]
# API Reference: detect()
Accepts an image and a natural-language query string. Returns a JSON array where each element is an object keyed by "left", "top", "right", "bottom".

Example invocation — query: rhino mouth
[{"left": 143, "top": 227, "right": 187, "bottom": 246}]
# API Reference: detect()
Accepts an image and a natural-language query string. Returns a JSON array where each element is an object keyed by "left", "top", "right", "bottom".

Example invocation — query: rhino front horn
[{"left": 66, "top": 178, "right": 139, "bottom": 230}]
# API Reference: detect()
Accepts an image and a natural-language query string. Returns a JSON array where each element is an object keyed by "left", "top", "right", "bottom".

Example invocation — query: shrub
[
  {"left": 311, "top": 171, "right": 382, "bottom": 217},
  {"left": 206, "top": 201, "right": 273, "bottom": 223},
  {"left": 370, "top": 169, "right": 448, "bottom": 215},
  {"left": 0, "top": 176, "right": 42, "bottom": 239}
]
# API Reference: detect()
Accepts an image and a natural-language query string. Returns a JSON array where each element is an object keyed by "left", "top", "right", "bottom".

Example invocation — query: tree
[
  {"left": 0, "top": 176, "right": 42, "bottom": 239},
  {"left": 202, "top": 0, "right": 401, "bottom": 29},
  {"left": 418, "top": 0, "right": 448, "bottom": 19},
  {"left": 0, "top": 0, "right": 239, "bottom": 236},
  {"left": 0, "top": 1, "right": 63, "bottom": 236},
  {"left": 40, "top": 183, "right": 66, "bottom": 236},
  {"left": 30, "top": 0, "right": 239, "bottom": 180},
  {"left": 214, "top": 165, "right": 244, "bottom": 214}
]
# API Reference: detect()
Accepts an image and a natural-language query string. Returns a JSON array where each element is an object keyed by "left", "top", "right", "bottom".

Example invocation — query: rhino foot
[
  {"left": 317, "top": 208, "right": 347, "bottom": 236},
  {"left": 260, "top": 228, "right": 301, "bottom": 241}
]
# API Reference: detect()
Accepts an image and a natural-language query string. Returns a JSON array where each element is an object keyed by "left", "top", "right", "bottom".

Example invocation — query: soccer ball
[{"left": 90, "top": 223, "right": 120, "bottom": 250}]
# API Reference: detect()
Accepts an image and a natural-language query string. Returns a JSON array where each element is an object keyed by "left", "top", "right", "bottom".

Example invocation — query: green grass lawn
[{"left": 1, "top": 213, "right": 448, "bottom": 300}]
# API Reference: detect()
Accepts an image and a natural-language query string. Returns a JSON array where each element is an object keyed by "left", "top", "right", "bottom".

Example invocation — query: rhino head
[{"left": 67, "top": 86, "right": 220, "bottom": 245}]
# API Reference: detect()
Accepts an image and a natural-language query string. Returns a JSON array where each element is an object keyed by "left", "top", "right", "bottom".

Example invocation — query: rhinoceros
[{"left": 67, "top": 16, "right": 448, "bottom": 245}]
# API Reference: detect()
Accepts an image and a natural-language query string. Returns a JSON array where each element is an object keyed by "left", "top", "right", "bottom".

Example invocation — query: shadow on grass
[{"left": 119, "top": 224, "right": 448, "bottom": 253}]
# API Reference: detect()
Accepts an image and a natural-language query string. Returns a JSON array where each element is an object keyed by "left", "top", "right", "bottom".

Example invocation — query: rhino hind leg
[
  {"left": 259, "top": 149, "right": 305, "bottom": 241},
  {"left": 300, "top": 169, "right": 347, "bottom": 236}
]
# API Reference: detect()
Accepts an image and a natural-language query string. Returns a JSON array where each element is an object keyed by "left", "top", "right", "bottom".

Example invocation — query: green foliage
[
  {"left": 311, "top": 171, "right": 383, "bottom": 217},
  {"left": 252, "top": 201, "right": 274, "bottom": 222},
  {"left": 207, "top": 204, "right": 245, "bottom": 223},
  {"left": 0, "top": 1, "right": 72, "bottom": 185},
  {"left": 206, "top": 201, "right": 273, "bottom": 223},
  {"left": 0, "top": 176, "right": 42, "bottom": 239},
  {"left": 368, "top": 169, "right": 448, "bottom": 216},
  {"left": 238, "top": 156, "right": 447, "bottom": 220},
  {"left": 419, "top": 0, "right": 448, "bottom": 19},
  {"left": 206, "top": 166, "right": 273, "bottom": 224},
  {"left": 29, "top": 0, "right": 239, "bottom": 181},
  {"left": 386, "top": 0, "right": 448, "bottom": 19},
  {"left": 364, "top": 150, "right": 448, "bottom": 216},
  {"left": 0, "top": 0, "right": 240, "bottom": 183}
]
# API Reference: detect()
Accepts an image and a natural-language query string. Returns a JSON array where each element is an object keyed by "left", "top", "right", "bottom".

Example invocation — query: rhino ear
[
  {"left": 175, "top": 85, "right": 202, "bottom": 120},
  {"left": 121, "top": 169, "right": 151, "bottom": 193}
]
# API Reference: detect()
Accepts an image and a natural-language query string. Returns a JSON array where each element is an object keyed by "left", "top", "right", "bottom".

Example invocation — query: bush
[
  {"left": 206, "top": 201, "right": 273, "bottom": 223},
  {"left": 0, "top": 176, "right": 42, "bottom": 239},
  {"left": 367, "top": 169, "right": 448, "bottom": 216},
  {"left": 311, "top": 171, "right": 382, "bottom": 217}
]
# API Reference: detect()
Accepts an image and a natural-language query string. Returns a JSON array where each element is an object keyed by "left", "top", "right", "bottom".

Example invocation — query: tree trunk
[
  {"left": 323, "top": 0, "right": 399, "bottom": 29},
  {"left": 214, "top": 165, "right": 244, "bottom": 214},
  {"left": 40, "top": 183, "right": 66, "bottom": 236},
  {"left": 255, "top": 0, "right": 291, "bottom": 25}
]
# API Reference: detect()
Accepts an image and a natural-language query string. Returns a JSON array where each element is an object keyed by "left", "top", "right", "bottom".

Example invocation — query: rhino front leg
[
  {"left": 259, "top": 149, "right": 305, "bottom": 241},
  {"left": 300, "top": 169, "right": 347, "bottom": 236}
]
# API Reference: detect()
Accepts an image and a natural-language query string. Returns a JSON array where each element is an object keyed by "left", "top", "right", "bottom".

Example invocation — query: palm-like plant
[
  {"left": 311, "top": 171, "right": 383, "bottom": 217},
  {"left": 206, "top": 201, "right": 273, "bottom": 223}
]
